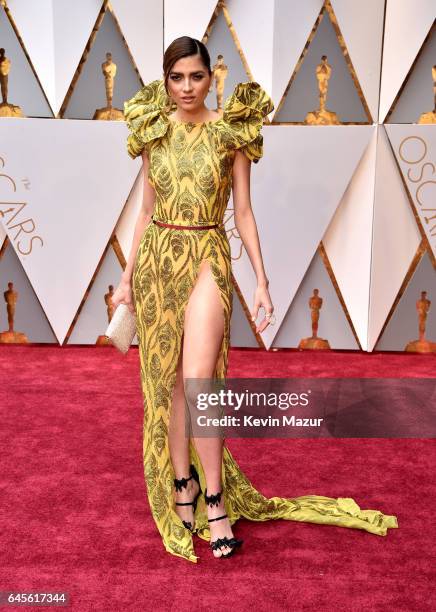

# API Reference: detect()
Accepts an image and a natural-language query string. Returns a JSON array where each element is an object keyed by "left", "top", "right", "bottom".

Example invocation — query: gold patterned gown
[{"left": 123, "top": 79, "right": 398, "bottom": 563}]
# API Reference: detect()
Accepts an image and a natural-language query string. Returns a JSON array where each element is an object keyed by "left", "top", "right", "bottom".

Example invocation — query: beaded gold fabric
[{"left": 123, "top": 79, "right": 398, "bottom": 563}]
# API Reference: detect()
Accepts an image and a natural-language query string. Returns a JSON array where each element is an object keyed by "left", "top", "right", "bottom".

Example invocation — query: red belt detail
[{"left": 153, "top": 219, "right": 220, "bottom": 230}]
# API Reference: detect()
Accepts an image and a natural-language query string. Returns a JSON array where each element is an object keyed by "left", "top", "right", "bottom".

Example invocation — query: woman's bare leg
[
  {"left": 182, "top": 259, "right": 235, "bottom": 557},
  {"left": 169, "top": 345, "right": 200, "bottom": 528}
]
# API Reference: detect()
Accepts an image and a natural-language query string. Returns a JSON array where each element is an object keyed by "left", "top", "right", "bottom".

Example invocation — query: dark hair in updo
[{"left": 163, "top": 36, "right": 212, "bottom": 92}]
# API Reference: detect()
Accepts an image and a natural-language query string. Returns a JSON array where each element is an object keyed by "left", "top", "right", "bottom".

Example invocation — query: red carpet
[{"left": 0, "top": 345, "right": 434, "bottom": 611}]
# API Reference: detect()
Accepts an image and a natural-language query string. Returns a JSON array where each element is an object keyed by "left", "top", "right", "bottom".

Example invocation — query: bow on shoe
[
  {"left": 173, "top": 475, "right": 192, "bottom": 492},
  {"left": 205, "top": 490, "right": 222, "bottom": 507}
]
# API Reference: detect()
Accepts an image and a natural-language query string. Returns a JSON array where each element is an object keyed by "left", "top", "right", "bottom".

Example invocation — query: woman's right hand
[{"left": 111, "top": 277, "right": 135, "bottom": 313}]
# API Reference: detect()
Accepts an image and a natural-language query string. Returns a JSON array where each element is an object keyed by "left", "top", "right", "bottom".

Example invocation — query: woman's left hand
[{"left": 251, "top": 283, "right": 275, "bottom": 333}]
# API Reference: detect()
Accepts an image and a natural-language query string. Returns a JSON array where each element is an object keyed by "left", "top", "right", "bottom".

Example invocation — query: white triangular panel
[
  {"left": 115, "top": 169, "right": 144, "bottom": 260},
  {"left": 111, "top": 0, "right": 163, "bottom": 83},
  {"left": 228, "top": 125, "right": 373, "bottom": 350},
  {"left": 53, "top": 0, "right": 104, "bottom": 115},
  {"left": 7, "top": 0, "right": 103, "bottom": 115},
  {"left": 331, "top": 0, "right": 385, "bottom": 121},
  {"left": 379, "top": 0, "right": 435, "bottom": 122},
  {"left": 226, "top": 0, "right": 274, "bottom": 94},
  {"left": 0, "top": 118, "right": 141, "bottom": 344},
  {"left": 272, "top": 0, "right": 324, "bottom": 112},
  {"left": 0, "top": 224, "right": 6, "bottom": 249},
  {"left": 386, "top": 124, "right": 436, "bottom": 261},
  {"left": 163, "top": 0, "right": 218, "bottom": 48},
  {"left": 323, "top": 126, "right": 378, "bottom": 351},
  {"left": 368, "top": 125, "right": 421, "bottom": 350}
]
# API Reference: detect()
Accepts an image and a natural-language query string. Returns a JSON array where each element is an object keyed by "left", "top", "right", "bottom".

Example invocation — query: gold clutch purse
[{"left": 105, "top": 303, "right": 137, "bottom": 354}]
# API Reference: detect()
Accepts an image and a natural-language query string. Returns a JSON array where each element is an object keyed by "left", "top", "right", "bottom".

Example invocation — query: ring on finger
[{"left": 265, "top": 313, "right": 276, "bottom": 325}]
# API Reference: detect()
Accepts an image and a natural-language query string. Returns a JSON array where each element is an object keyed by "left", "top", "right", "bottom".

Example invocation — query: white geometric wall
[{"left": 0, "top": 0, "right": 435, "bottom": 351}]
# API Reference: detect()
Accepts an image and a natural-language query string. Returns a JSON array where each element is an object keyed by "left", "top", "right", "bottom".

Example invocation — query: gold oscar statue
[
  {"left": 209, "top": 54, "right": 228, "bottom": 111},
  {"left": 417, "top": 65, "right": 436, "bottom": 124},
  {"left": 405, "top": 291, "right": 436, "bottom": 353},
  {"left": 0, "top": 281, "right": 28, "bottom": 343},
  {"left": 93, "top": 52, "right": 124, "bottom": 121},
  {"left": 96, "top": 284, "right": 115, "bottom": 345},
  {"left": 0, "top": 48, "right": 24, "bottom": 118},
  {"left": 305, "top": 55, "right": 339, "bottom": 125},
  {"left": 298, "top": 289, "right": 331, "bottom": 350}
]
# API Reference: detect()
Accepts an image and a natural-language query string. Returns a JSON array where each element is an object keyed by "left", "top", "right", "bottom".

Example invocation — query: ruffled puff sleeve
[
  {"left": 220, "top": 81, "right": 274, "bottom": 163},
  {"left": 123, "top": 79, "right": 173, "bottom": 159}
]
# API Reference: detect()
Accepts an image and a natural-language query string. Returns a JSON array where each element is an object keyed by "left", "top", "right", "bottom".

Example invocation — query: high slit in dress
[{"left": 123, "top": 79, "right": 398, "bottom": 563}]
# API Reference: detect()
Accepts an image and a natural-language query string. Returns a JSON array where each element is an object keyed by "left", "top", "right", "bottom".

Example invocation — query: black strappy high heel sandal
[
  {"left": 173, "top": 464, "right": 201, "bottom": 532},
  {"left": 205, "top": 488, "right": 243, "bottom": 558}
]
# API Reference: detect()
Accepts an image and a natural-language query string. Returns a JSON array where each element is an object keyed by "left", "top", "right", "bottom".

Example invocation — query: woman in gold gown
[{"left": 113, "top": 36, "right": 398, "bottom": 563}]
